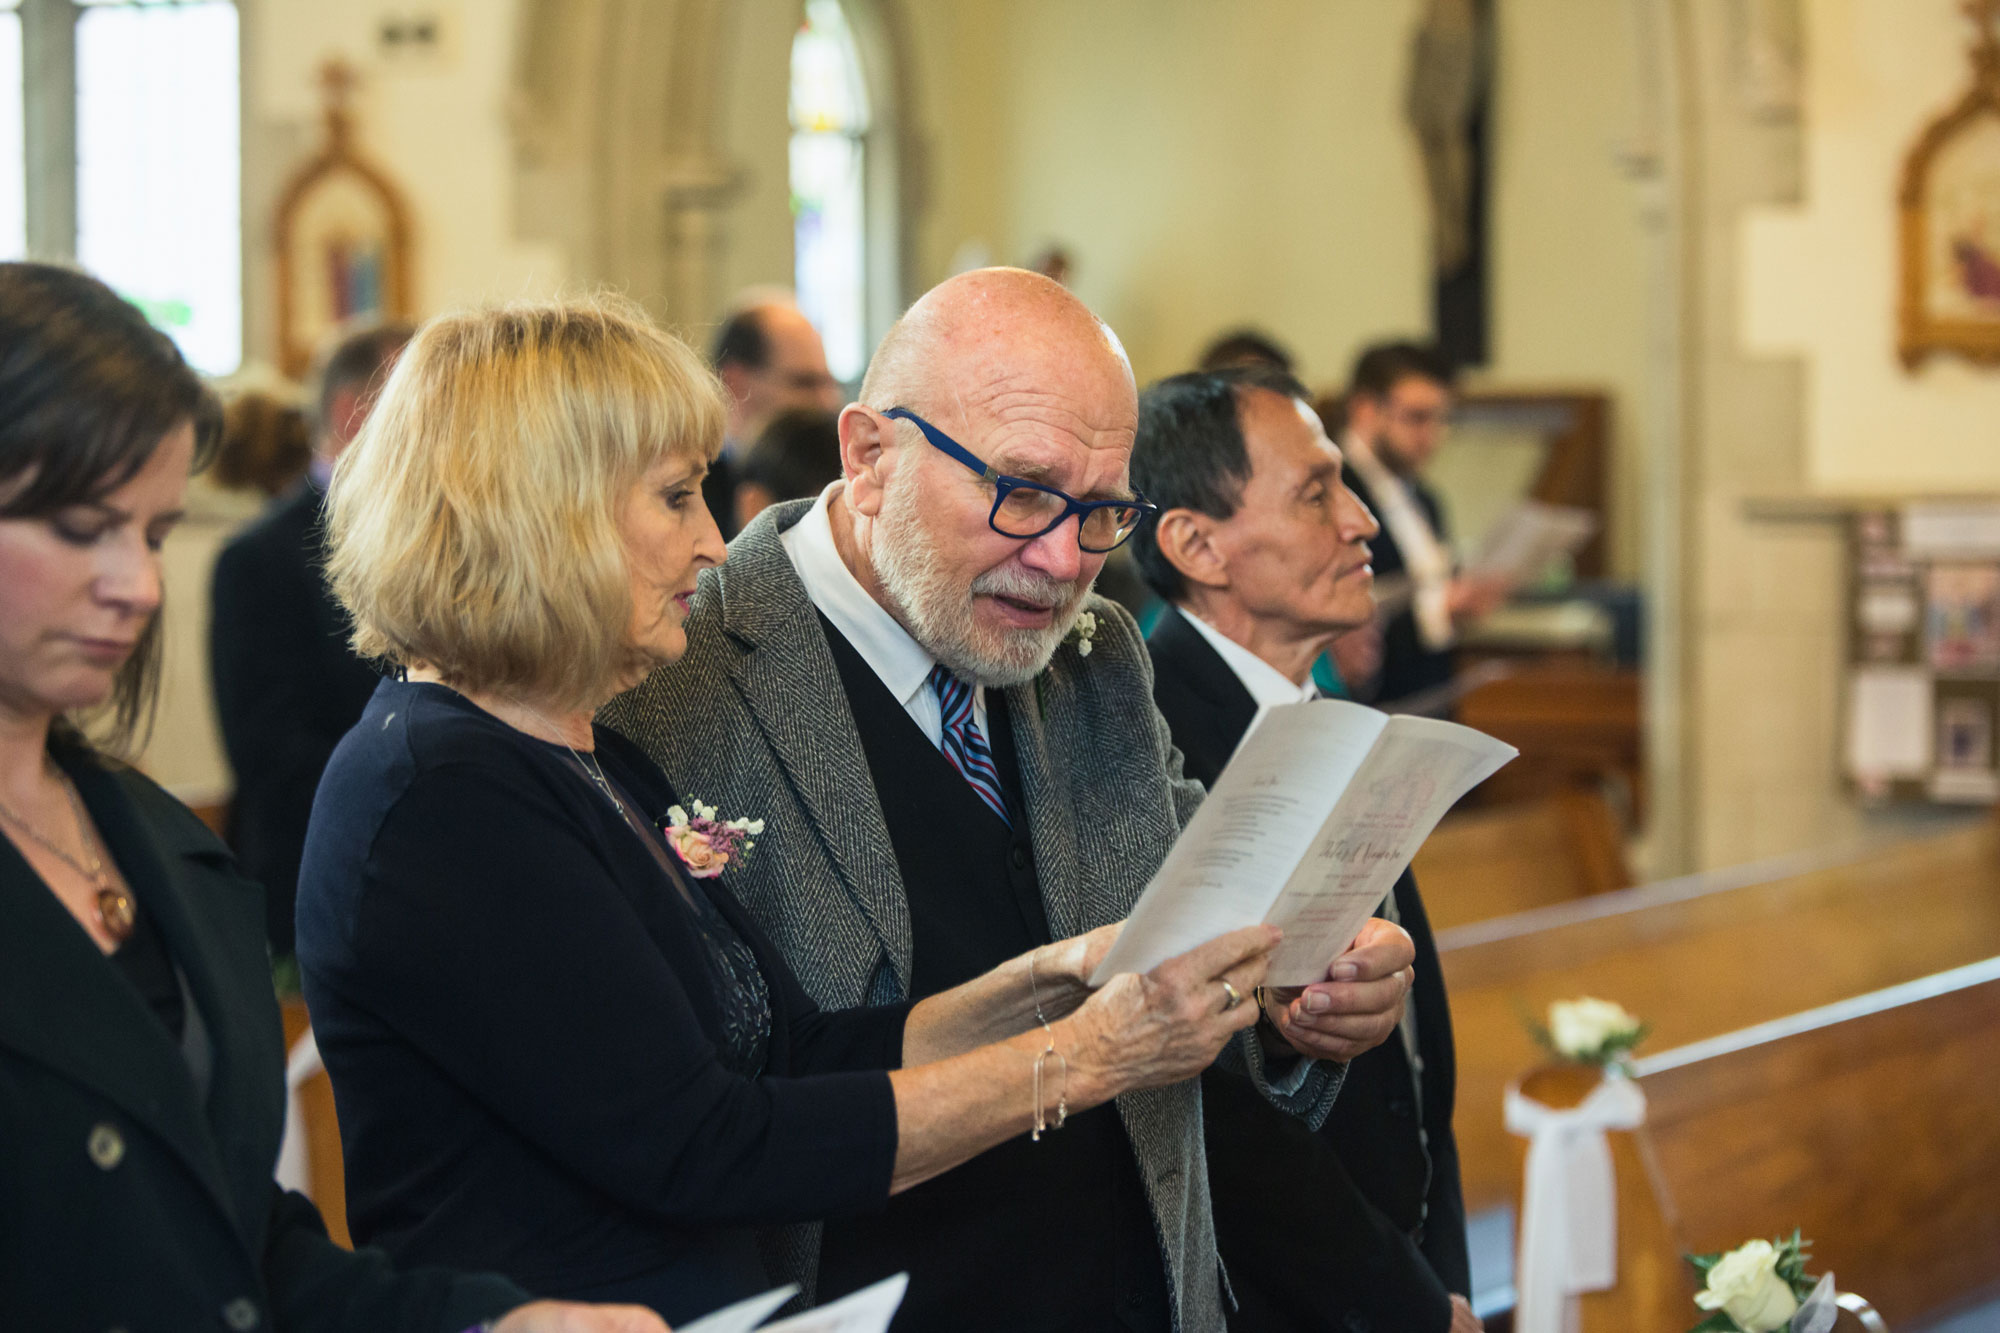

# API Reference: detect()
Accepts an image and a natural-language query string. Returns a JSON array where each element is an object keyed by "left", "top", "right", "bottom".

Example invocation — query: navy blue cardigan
[{"left": 297, "top": 681, "right": 907, "bottom": 1323}]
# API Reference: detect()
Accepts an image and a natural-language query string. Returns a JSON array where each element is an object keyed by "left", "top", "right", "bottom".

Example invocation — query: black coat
[
  {"left": 1147, "top": 607, "right": 1472, "bottom": 1333},
  {"left": 209, "top": 483, "right": 383, "bottom": 954},
  {"left": 1341, "top": 468, "right": 1457, "bottom": 708},
  {"left": 0, "top": 739, "right": 524, "bottom": 1333}
]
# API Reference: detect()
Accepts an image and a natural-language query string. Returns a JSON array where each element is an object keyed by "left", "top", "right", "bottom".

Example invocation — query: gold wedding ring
[{"left": 1220, "top": 979, "right": 1243, "bottom": 1011}]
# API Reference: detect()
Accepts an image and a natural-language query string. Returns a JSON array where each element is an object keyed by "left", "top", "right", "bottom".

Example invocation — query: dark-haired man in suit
[
  {"left": 605, "top": 268, "right": 1419, "bottom": 1331},
  {"left": 705, "top": 299, "right": 843, "bottom": 540},
  {"left": 1337, "top": 340, "right": 1507, "bottom": 709},
  {"left": 1131, "top": 366, "right": 1480, "bottom": 1333},
  {"left": 210, "top": 321, "right": 409, "bottom": 954}
]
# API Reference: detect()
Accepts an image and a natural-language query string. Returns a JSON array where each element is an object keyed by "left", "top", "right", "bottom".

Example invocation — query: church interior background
[{"left": 9, "top": 1, "right": 2000, "bottom": 1328}]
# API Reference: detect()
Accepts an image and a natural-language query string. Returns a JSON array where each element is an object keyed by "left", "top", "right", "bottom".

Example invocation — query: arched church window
[
  {"left": 5, "top": 0, "right": 240, "bottom": 374},
  {"left": 789, "top": 0, "right": 869, "bottom": 383},
  {"left": 0, "top": 2, "right": 23, "bottom": 258}
]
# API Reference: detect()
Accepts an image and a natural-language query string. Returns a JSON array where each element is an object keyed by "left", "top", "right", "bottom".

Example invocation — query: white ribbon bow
[{"left": 1505, "top": 1073, "right": 1649, "bottom": 1333}]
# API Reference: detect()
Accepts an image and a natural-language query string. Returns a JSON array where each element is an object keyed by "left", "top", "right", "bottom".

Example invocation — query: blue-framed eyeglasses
[{"left": 883, "top": 407, "right": 1158, "bottom": 553}]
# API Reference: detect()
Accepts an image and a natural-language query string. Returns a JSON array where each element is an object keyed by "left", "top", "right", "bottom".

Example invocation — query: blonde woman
[{"left": 294, "top": 298, "right": 1276, "bottom": 1323}]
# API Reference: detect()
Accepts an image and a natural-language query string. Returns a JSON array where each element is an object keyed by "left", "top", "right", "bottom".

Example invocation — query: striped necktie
[{"left": 927, "top": 664, "right": 1011, "bottom": 827}]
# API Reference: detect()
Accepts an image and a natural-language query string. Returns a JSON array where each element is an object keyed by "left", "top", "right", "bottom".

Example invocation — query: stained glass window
[
  {"left": 76, "top": 0, "right": 241, "bottom": 374},
  {"left": 790, "top": 0, "right": 869, "bottom": 383},
  {"left": 0, "top": 1, "right": 22, "bottom": 261}
]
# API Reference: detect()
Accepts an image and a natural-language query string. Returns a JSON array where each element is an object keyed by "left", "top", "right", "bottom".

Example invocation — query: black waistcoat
[{"left": 814, "top": 617, "right": 1171, "bottom": 1332}]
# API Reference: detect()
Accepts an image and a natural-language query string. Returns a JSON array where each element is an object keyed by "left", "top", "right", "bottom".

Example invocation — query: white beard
[{"left": 871, "top": 476, "right": 1090, "bottom": 687}]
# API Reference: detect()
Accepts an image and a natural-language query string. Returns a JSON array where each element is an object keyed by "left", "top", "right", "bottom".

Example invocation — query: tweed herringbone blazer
[{"left": 601, "top": 498, "right": 1340, "bottom": 1332}]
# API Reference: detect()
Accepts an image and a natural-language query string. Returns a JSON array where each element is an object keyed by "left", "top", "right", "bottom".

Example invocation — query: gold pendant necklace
[{"left": 0, "top": 773, "right": 135, "bottom": 944}]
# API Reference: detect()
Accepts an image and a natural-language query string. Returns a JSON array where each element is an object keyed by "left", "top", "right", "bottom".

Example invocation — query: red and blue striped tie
[{"left": 928, "top": 664, "right": 1011, "bottom": 827}]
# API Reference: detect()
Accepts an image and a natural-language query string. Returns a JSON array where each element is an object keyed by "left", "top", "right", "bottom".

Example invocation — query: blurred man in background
[
  {"left": 210, "top": 321, "right": 409, "bottom": 954},
  {"left": 706, "top": 298, "right": 843, "bottom": 539},
  {"left": 1337, "top": 340, "right": 1507, "bottom": 708}
]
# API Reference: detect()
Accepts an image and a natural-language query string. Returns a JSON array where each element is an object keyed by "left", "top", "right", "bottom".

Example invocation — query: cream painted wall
[
  {"left": 889, "top": 0, "right": 1654, "bottom": 575},
  {"left": 1741, "top": 0, "right": 2000, "bottom": 494}
]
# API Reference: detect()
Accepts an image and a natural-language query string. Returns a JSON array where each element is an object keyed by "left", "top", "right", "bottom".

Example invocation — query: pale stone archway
[{"left": 507, "top": 0, "right": 916, "bottom": 345}]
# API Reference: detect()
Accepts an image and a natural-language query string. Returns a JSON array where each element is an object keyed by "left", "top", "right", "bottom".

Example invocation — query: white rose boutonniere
[
  {"left": 1530, "top": 995, "right": 1649, "bottom": 1074},
  {"left": 1687, "top": 1232, "right": 1830, "bottom": 1333},
  {"left": 1067, "top": 610, "right": 1098, "bottom": 658},
  {"left": 1035, "top": 609, "right": 1101, "bottom": 717}
]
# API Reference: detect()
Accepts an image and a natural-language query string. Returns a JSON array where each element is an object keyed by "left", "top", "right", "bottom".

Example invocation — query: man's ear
[
  {"left": 1155, "top": 508, "right": 1229, "bottom": 591},
  {"left": 718, "top": 362, "right": 754, "bottom": 407},
  {"left": 840, "top": 404, "right": 891, "bottom": 518}
]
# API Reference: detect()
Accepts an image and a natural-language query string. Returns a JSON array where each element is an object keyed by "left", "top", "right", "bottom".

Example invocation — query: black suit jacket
[
  {"left": 0, "top": 739, "right": 524, "bottom": 1332},
  {"left": 1147, "top": 606, "right": 1472, "bottom": 1332},
  {"left": 1342, "top": 468, "right": 1457, "bottom": 708},
  {"left": 210, "top": 483, "right": 382, "bottom": 953}
]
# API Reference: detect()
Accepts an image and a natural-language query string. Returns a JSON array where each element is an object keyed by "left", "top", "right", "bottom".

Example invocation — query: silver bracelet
[{"left": 1026, "top": 947, "right": 1067, "bottom": 1139}]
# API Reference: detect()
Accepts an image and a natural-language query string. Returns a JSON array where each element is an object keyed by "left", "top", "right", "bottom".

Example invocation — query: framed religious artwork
[
  {"left": 1898, "top": 1, "right": 2000, "bottom": 369},
  {"left": 274, "top": 61, "right": 414, "bottom": 378}
]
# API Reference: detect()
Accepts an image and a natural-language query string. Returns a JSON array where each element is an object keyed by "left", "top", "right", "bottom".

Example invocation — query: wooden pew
[
  {"left": 1455, "top": 662, "right": 1642, "bottom": 817},
  {"left": 1563, "top": 957, "right": 2000, "bottom": 1331},
  {"left": 1414, "top": 787, "right": 1630, "bottom": 930},
  {"left": 280, "top": 999, "right": 350, "bottom": 1248},
  {"left": 1440, "top": 820, "right": 2000, "bottom": 1216}
]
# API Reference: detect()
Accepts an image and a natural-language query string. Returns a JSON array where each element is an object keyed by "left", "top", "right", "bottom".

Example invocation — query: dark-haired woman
[{"left": 0, "top": 262, "right": 667, "bottom": 1333}]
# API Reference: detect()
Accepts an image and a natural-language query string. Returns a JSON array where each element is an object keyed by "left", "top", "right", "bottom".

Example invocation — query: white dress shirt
[
  {"left": 1342, "top": 429, "right": 1456, "bottom": 652},
  {"left": 1179, "top": 609, "right": 1318, "bottom": 706},
  {"left": 779, "top": 483, "right": 988, "bottom": 750}
]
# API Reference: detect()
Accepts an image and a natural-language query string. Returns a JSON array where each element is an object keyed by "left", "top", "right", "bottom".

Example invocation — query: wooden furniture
[
  {"left": 1438, "top": 389, "right": 1612, "bottom": 579},
  {"left": 280, "top": 999, "right": 350, "bottom": 1248},
  {"left": 1440, "top": 820, "right": 2000, "bottom": 1216},
  {"left": 1455, "top": 662, "right": 1642, "bottom": 816},
  {"left": 1570, "top": 959, "right": 2000, "bottom": 1331},
  {"left": 1413, "top": 788, "right": 1630, "bottom": 931}
]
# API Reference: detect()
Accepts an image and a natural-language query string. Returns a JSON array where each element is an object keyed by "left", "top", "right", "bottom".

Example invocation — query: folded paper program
[
  {"left": 1092, "top": 699, "right": 1516, "bottom": 987},
  {"left": 1505, "top": 1074, "right": 1648, "bottom": 1333}
]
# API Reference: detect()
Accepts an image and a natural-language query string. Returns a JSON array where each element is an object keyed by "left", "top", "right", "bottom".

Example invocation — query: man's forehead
[{"left": 940, "top": 364, "right": 1136, "bottom": 443}]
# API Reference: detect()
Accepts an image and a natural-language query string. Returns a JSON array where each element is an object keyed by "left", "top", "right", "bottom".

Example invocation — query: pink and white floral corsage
[{"left": 661, "top": 799, "right": 764, "bottom": 879}]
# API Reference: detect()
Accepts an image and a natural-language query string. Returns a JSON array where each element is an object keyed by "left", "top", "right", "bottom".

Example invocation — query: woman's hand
[
  {"left": 1061, "top": 925, "right": 1277, "bottom": 1101},
  {"left": 491, "top": 1300, "right": 671, "bottom": 1333}
]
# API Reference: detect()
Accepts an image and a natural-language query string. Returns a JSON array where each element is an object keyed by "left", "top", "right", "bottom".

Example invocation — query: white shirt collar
[
  {"left": 779, "top": 484, "right": 986, "bottom": 749},
  {"left": 1179, "top": 608, "right": 1316, "bottom": 707}
]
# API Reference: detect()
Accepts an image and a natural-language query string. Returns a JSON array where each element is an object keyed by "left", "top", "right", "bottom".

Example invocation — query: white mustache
[{"left": 970, "top": 567, "right": 1080, "bottom": 610}]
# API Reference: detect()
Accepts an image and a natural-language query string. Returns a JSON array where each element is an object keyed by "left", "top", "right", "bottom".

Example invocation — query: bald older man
[
  {"left": 706, "top": 301, "right": 844, "bottom": 539},
  {"left": 604, "top": 269, "right": 1416, "bottom": 1331}
]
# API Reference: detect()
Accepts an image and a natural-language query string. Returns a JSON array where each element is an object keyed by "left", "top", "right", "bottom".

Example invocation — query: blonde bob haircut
[{"left": 326, "top": 296, "right": 724, "bottom": 711}]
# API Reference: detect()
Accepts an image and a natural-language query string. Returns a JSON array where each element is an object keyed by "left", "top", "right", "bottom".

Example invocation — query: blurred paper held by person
[{"left": 0, "top": 260, "right": 669, "bottom": 1333}]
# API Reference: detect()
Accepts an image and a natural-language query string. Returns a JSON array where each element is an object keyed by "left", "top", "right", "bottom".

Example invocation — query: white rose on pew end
[
  {"left": 1547, "top": 996, "right": 1644, "bottom": 1060},
  {"left": 1694, "top": 1239, "right": 1800, "bottom": 1332}
]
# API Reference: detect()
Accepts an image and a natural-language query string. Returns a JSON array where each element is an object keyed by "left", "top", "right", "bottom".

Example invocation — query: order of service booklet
[{"left": 1091, "top": 699, "right": 1517, "bottom": 989}]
